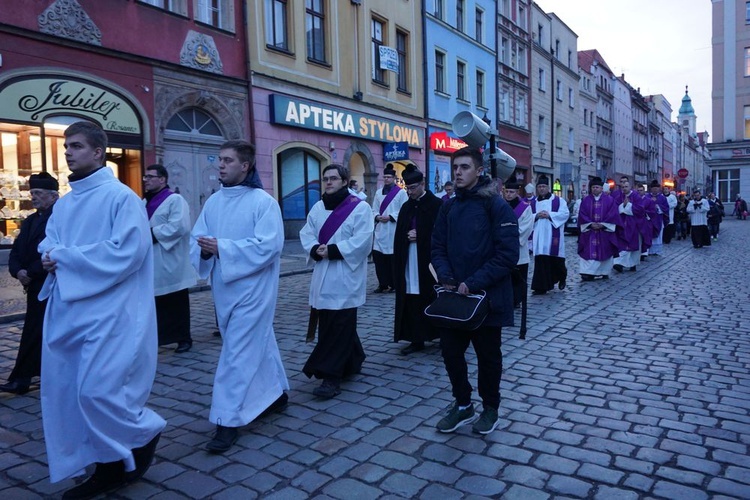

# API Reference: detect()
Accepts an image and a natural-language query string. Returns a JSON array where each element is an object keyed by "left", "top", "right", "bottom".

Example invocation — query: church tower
[{"left": 677, "top": 85, "right": 697, "bottom": 137}]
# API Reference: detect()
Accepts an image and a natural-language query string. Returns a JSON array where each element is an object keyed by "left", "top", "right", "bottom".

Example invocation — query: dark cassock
[
  {"left": 2, "top": 172, "right": 58, "bottom": 394},
  {"left": 637, "top": 190, "right": 656, "bottom": 256},
  {"left": 530, "top": 176, "right": 569, "bottom": 294},
  {"left": 393, "top": 165, "right": 442, "bottom": 354},
  {"left": 577, "top": 177, "right": 620, "bottom": 280}
]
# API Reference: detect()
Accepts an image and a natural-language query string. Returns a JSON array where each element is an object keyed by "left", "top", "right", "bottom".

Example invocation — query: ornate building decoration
[
  {"left": 38, "top": 0, "right": 102, "bottom": 46},
  {"left": 180, "top": 31, "right": 224, "bottom": 75}
]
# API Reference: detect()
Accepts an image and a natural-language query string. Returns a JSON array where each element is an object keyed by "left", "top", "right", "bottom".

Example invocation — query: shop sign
[
  {"left": 430, "top": 131, "right": 467, "bottom": 153},
  {"left": 269, "top": 94, "right": 423, "bottom": 148},
  {"left": 0, "top": 77, "right": 140, "bottom": 134},
  {"left": 383, "top": 142, "right": 409, "bottom": 162}
]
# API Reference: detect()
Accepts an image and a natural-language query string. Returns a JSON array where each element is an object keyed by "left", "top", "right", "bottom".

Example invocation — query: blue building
[{"left": 423, "top": 0, "right": 497, "bottom": 193}]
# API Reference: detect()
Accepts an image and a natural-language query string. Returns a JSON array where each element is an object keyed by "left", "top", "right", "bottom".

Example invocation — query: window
[
  {"left": 396, "top": 30, "right": 409, "bottom": 92},
  {"left": 556, "top": 79, "right": 562, "bottom": 100},
  {"left": 583, "top": 108, "right": 588, "bottom": 126},
  {"left": 195, "top": 0, "right": 234, "bottom": 31},
  {"left": 555, "top": 39, "right": 560, "bottom": 58},
  {"left": 371, "top": 18, "right": 386, "bottom": 84},
  {"left": 456, "top": 0, "right": 464, "bottom": 32},
  {"left": 568, "top": 87, "right": 574, "bottom": 108},
  {"left": 265, "top": 0, "right": 288, "bottom": 50},
  {"left": 518, "top": 45, "right": 527, "bottom": 75},
  {"left": 500, "top": 37, "right": 509, "bottom": 66},
  {"left": 279, "top": 149, "right": 321, "bottom": 220},
  {"left": 167, "top": 108, "right": 222, "bottom": 136},
  {"left": 475, "top": 8, "right": 483, "bottom": 43},
  {"left": 499, "top": 0, "right": 509, "bottom": 18},
  {"left": 568, "top": 50, "right": 572, "bottom": 68},
  {"left": 538, "top": 115, "right": 546, "bottom": 143},
  {"left": 568, "top": 127, "right": 574, "bottom": 151},
  {"left": 745, "top": 105, "right": 750, "bottom": 139},
  {"left": 747, "top": 1, "right": 750, "bottom": 23},
  {"left": 555, "top": 122, "right": 562, "bottom": 148},
  {"left": 537, "top": 24, "right": 543, "bottom": 45},
  {"left": 745, "top": 48, "right": 750, "bottom": 76},
  {"left": 517, "top": 4, "right": 527, "bottom": 31},
  {"left": 456, "top": 61, "right": 466, "bottom": 100},
  {"left": 435, "top": 51, "right": 446, "bottom": 93},
  {"left": 516, "top": 93, "right": 528, "bottom": 128},
  {"left": 716, "top": 169, "right": 740, "bottom": 202},
  {"left": 139, "top": 0, "right": 187, "bottom": 15},
  {"left": 538, "top": 68, "right": 546, "bottom": 91},
  {"left": 306, "top": 0, "right": 325, "bottom": 62},
  {"left": 434, "top": 0, "right": 444, "bottom": 20},
  {"left": 499, "top": 87, "right": 510, "bottom": 122},
  {"left": 476, "top": 70, "right": 485, "bottom": 107}
]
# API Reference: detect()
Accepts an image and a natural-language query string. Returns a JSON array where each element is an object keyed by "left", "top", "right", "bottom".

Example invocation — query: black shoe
[
  {"left": 373, "top": 286, "right": 386, "bottom": 293},
  {"left": 212, "top": 330, "right": 221, "bottom": 337},
  {"left": 386, "top": 287, "right": 396, "bottom": 293},
  {"left": 0, "top": 379, "right": 31, "bottom": 395},
  {"left": 613, "top": 264, "right": 624, "bottom": 273},
  {"left": 629, "top": 266, "right": 637, "bottom": 272},
  {"left": 400, "top": 342, "right": 425, "bottom": 355},
  {"left": 174, "top": 341, "right": 192, "bottom": 353},
  {"left": 313, "top": 379, "right": 341, "bottom": 399},
  {"left": 600, "top": 275, "right": 609, "bottom": 280},
  {"left": 125, "top": 432, "right": 161, "bottom": 483},
  {"left": 206, "top": 425, "right": 238, "bottom": 454},
  {"left": 558, "top": 279, "right": 566, "bottom": 290},
  {"left": 63, "top": 461, "right": 126, "bottom": 499},
  {"left": 531, "top": 290, "right": 547, "bottom": 295},
  {"left": 580, "top": 274, "right": 594, "bottom": 282},
  {"left": 640, "top": 255, "right": 646, "bottom": 261},
  {"left": 258, "top": 392, "right": 289, "bottom": 418}
]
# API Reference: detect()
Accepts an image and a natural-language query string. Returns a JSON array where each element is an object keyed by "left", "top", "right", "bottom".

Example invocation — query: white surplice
[
  {"left": 371, "top": 186, "right": 407, "bottom": 254},
  {"left": 531, "top": 195, "right": 569, "bottom": 257},
  {"left": 147, "top": 193, "right": 197, "bottom": 296},
  {"left": 300, "top": 199, "right": 374, "bottom": 310},
  {"left": 516, "top": 203, "right": 534, "bottom": 266},
  {"left": 191, "top": 185, "right": 289, "bottom": 427},
  {"left": 38, "top": 167, "right": 165, "bottom": 483}
]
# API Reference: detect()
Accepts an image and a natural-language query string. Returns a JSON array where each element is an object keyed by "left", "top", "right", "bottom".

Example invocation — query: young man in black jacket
[{"left": 431, "top": 147, "right": 519, "bottom": 435}]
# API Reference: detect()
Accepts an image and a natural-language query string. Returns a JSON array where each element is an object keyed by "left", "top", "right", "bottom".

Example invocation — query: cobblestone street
[{"left": 1, "top": 220, "right": 749, "bottom": 499}]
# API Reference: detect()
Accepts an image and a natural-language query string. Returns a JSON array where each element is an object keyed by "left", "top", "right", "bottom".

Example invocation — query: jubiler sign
[
  {"left": 269, "top": 94, "right": 423, "bottom": 148},
  {"left": 0, "top": 76, "right": 141, "bottom": 134}
]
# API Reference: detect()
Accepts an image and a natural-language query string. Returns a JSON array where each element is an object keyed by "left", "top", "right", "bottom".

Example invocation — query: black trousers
[
  {"left": 372, "top": 250, "right": 395, "bottom": 289},
  {"left": 155, "top": 288, "right": 192, "bottom": 345},
  {"left": 691, "top": 225, "right": 711, "bottom": 247},
  {"left": 531, "top": 255, "right": 567, "bottom": 293},
  {"left": 663, "top": 223, "right": 676, "bottom": 244},
  {"left": 303, "top": 308, "right": 365, "bottom": 380},
  {"left": 439, "top": 325, "right": 502, "bottom": 410},
  {"left": 8, "top": 282, "right": 46, "bottom": 382}
]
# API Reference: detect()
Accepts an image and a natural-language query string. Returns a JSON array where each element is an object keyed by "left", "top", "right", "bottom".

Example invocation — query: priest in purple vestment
[
  {"left": 577, "top": 177, "right": 620, "bottom": 281},
  {"left": 645, "top": 180, "right": 670, "bottom": 256},
  {"left": 613, "top": 179, "right": 645, "bottom": 272}
]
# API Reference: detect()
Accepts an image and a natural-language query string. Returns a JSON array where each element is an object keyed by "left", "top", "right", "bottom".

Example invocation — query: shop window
[
  {"left": 195, "top": 0, "right": 234, "bottom": 32},
  {"left": 279, "top": 149, "right": 321, "bottom": 220},
  {"left": 167, "top": 108, "right": 222, "bottom": 136}
]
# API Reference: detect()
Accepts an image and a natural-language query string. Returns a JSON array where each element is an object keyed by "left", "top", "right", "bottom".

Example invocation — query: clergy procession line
[{"left": 0, "top": 120, "right": 741, "bottom": 499}]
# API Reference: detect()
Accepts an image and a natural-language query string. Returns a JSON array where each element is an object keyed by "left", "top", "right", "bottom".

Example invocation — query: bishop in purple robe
[{"left": 577, "top": 177, "right": 620, "bottom": 281}]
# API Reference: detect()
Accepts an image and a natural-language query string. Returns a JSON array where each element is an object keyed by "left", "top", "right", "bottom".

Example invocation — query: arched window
[
  {"left": 278, "top": 149, "right": 321, "bottom": 220},
  {"left": 166, "top": 108, "right": 222, "bottom": 136}
]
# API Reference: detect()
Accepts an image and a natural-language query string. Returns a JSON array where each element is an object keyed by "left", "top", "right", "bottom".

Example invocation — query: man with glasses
[
  {"left": 300, "top": 164, "right": 373, "bottom": 398},
  {"left": 191, "top": 140, "right": 289, "bottom": 453},
  {"left": 371, "top": 164, "right": 407, "bottom": 293},
  {"left": 392, "top": 163, "right": 442, "bottom": 355},
  {"left": 143, "top": 165, "right": 196, "bottom": 353}
]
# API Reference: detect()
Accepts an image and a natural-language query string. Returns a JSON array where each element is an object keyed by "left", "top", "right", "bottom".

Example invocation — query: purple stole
[
  {"left": 319, "top": 195, "right": 362, "bottom": 244},
  {"left": 379, "top": 186, "right": 402, "bottom": 215},
  {"left": 530, "top": 196, "right": 561, "bottom": 257},
  {"left": 146, "top": 188, "right": 173, "bottom": 219},
  {"left": 513, "top": 199, "right": 530, "bottom": 219}
]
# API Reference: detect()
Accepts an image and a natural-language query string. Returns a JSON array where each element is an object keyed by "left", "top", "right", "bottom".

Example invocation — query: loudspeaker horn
[{"left": 451, "top": 111, "right": 492, "bottom": 148}]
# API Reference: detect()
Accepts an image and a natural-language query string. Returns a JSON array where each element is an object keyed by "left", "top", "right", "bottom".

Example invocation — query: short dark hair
[
  {"left": 450, "top": 147, "right": 483, "bottom": 169},
  {"left": 220, "top": 140, "right": 256, "bottom": 169},
  {"left": 146, "top": 164, "right": 168, "bottom": 181},
  {"left": 348, "top": 179, "right": 358, "bottom": 188},
  {"left": 64, "top": 121, "right": 108, "bottom": 152},
  {"left": 620, "top": 175, "right": 629, "bottom": 182},
  {"left": 444, "top": 181, "right": 453, "bottom": 187},
  {"left": 323, "top": 163, "right": 350, "bottom": 182}
]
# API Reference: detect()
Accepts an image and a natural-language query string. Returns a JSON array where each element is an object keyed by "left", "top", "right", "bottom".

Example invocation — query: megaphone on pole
[{"left": 451, "top": 111, "right": 517, "bottom": 180}]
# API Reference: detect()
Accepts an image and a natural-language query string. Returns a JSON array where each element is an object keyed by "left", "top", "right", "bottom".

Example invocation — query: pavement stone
[{"left": 3, "top": 221, "right": 750, "bottom": 498}]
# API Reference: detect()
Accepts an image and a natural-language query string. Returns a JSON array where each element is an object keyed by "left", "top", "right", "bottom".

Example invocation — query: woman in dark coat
[{"left": 393, "top": 164, "right": 443, "bottom": 354}]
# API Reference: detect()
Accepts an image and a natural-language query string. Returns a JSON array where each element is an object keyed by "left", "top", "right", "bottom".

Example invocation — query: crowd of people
[{"left": 0, "top": 121, "right": 740, "bottom": 498}]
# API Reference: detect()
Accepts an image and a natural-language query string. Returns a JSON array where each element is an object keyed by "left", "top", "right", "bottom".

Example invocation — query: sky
[{"left": 537, "top": 0, "right": 713, "bottom": 134}]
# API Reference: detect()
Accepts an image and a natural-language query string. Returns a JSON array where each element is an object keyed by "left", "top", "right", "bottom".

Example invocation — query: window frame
[
  {"left": 265, "top": 0, "right": 289, "bottom": 51},
  {"left": 435, "top": 50, "right": 446, "bottom": 93},
  {"left": 195, "top": 0, "right": 234, "bottom": 32},
  {"left": 396, "top": 29, "right": 409, "bottom": 93},
  {"left": 476, "top": 69, "right": 485, "bottom": 108},
  {"left": 456, "top": 0, "right": 464, "bottom": 32},
  {"left": 475, "top": 7, "right": 483, "bottom": 43},
  {"left": 371, "top": 17, "right": 387, "bottom": 85},
  {"left": 456, "top": 60, "right": 467, "bottom": 101}
]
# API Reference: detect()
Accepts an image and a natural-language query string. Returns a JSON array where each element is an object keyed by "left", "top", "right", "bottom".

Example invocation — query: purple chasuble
[
  {"left": 577, "top": 194, "right": 619, "bottom": 261},
  {"left": 319, "top": 195, "right": 362, "bottom": 244},
  {"left": 530, "top": 196, "right": 562, "bottom": 257},
  {"left": 379, "top": 185, "right": 402, "bottom": 215},
  {"left": 146, "top": 188, "right": 173, "bottom": 219},
  {"left": 615, "top": 191, "right": 644, "bottom": 252}
]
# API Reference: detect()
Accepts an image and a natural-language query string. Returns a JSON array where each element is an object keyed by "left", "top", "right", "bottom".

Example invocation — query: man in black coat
[
  {"left": 2, "top": 172, "right": 59, "bottom": 395},
  {"left": 393, "top": 163, "right": 442, "bottom": 355}
]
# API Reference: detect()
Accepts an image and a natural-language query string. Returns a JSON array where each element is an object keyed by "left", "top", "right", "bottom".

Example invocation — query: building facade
[
  {"left": 577, "top": 53, "right": 598, "bottom": 195},
  {"left": 612, "top": 76, "right": 633, "bottom": 182},
  {"left": 708, "top": 0, "right": 750, "bottom": 203},
  {"left": 0, "top": 0, "right": 251, "bottom": 246},
  {"left": 424, "top": 0, "right": 497, "bottom": 192},
  {"left": 246, "top": 0, "right": 425, "bottom": 237},
  {"left": 579, "top": 50, "right": 615, "bottom": 184}
]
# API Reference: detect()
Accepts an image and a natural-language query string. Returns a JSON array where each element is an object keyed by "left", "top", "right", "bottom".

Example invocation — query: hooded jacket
[{"left": 431, "top": 177, "right": 520, "bottom": 327}]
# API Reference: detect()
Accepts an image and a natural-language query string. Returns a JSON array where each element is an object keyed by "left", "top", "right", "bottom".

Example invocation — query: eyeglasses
[
  {"left": 142, "top": 174, "right": 162, "bottom": 180},
  {"left": 405, "top": 184, "right": 422, "bottom": 192},
  {"left": 322, "top": 176, "right": 341, "bottom": 183}
]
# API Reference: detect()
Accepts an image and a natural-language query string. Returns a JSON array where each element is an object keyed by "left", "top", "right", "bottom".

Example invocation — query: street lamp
[{"left": 451, "top": 110, "right": 517, "bottom": 180}]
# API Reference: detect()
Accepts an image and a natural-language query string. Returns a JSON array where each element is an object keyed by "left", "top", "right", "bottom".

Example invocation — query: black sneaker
[
  {"left": 313, "top": 379, "right": 341, "bottom": 399},
  {"left": 62, "top": 461, "right": 126, "bottom": 499},
  {"left": 206, "top": 425, "right": 238, "bottom": 454},
  {"left": 472, "top": 407, "right": 500, "bottom": 435},
  {"left": 436, "top": 403, "right": 477, "bottom": 433}
]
